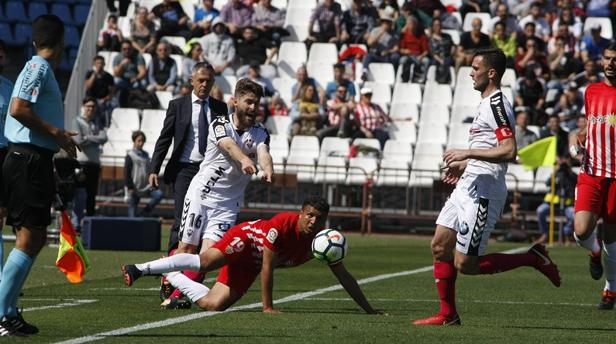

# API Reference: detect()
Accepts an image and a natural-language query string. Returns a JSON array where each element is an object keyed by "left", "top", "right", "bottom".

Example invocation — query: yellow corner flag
[
  {"left": 56, "top": 211, "right": 91, "bottom": 283},
  {"left": 518, "top": 136, "right": 557, "bottom": 170}
]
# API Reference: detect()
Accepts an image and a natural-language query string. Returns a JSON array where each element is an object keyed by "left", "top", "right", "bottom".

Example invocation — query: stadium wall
[{"left": 64, "top": 0, "right": 108, "bottom": 130}]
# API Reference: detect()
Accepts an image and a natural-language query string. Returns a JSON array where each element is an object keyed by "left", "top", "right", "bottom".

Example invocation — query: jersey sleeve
[
  {"left": 209, "top": 117, "right": 233, "bottom": 144},
  {"left": 487, "top": 92, "right": 514, "bottom": 141},
  {"left": 15, "top": 60, "right": 49, "bottom": 104},
  {"left": 256, "top": 126, "right": 270, "bottom": 148}
]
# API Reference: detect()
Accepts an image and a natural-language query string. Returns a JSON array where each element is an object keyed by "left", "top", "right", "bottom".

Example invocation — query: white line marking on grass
[
  {"left": 56, "top": 247, "right": 528, "bottom": 344},
  {"left": 23, "top": 300, "right": 98, "bottom": 312},
  {"left": 305, "top": 298, "right": 595, "bottom": 307},
  {"left": 90, "top": 279, "right": 217, "bottom": 291}
]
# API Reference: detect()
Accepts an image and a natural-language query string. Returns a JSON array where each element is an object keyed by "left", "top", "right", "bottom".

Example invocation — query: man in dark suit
[{"left": 148, "top": 62, "right": 228, "bottom": 254}]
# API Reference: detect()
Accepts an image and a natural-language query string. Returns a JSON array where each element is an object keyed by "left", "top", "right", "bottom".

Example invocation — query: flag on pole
[
  {"left": 55, "top": 211, "right": 91, "bottom": 283},
  {"left": 518, "top": 136, "right": 558, "bottom": 170}
]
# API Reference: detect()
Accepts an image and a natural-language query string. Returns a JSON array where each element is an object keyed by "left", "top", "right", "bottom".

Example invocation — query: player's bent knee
[{"left": 196, "top": 298, "right": 228, "bottom": 311}]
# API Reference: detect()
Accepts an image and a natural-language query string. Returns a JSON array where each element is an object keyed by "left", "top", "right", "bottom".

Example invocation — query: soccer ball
[{"left": 312, "top": 229, "right": 348, "bottom": 264}]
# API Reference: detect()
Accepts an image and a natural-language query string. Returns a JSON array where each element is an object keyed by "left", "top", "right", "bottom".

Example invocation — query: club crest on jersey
[
  {"left": 244, "top": 138, "right": 254, "bottom": 149},
  {"left": 266, "top": 228, "right": 278, "bottom": 244}
]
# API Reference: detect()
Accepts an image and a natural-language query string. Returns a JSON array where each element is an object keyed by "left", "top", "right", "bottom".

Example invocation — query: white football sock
[
  {"left": 135, "top": 254, "right": 201, "bottom": 275},
  {"left": 604, "top": 242, "right": 616, "bottom": 292},
  {"left": 165, "top": 271, "right": 210, "bottom": 302},
  {"left": 574, "top": 231, "right": 601, "bottom": 254}
]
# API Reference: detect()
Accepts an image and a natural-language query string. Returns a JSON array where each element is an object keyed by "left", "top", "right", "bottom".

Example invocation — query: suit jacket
[{"left": 150, "top": 94, "right": 228, "bottom": 184}]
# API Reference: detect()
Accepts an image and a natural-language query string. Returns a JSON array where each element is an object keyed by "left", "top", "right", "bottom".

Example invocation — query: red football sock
[
  {"left": 434, "top": 260, "right": 457, "bottom": 317},
  {"left": 479, "top": 253, "right": 537, "bottom": 274},
  {"left": 169, "top": 270, "right": 205, "bottom": 299}
]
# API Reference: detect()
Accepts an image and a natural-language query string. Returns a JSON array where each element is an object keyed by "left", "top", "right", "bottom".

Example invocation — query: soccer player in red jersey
[
  {"left": 573, "top": 43, "right": 616, "bottom": 309},
  {"left": 412, "top": 48, "right": 561, "bottom": 326},
  {"left": 121, "top": 197, "right": 378, "bottom": 314}
]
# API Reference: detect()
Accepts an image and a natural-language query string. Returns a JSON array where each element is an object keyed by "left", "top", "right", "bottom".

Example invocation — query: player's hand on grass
[
  {"left": 55, "top": 130, "right": 79, "bottom": 158},
  {"left": 263, "top": 307, "right": 281, "bottom": 314},
  {"left": 443, "top": 149, "right": 469, "bottom": 166}
]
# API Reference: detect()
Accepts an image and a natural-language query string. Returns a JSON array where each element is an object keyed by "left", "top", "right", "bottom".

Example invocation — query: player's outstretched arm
[
  {"left": 257, "top": 145, "right": 274, "bottom": 183},
  {"left": 443, "top": 137, "right": 516, "bottom": 165},
  {"left": 219, "top": 137, "right": 258, "bottom": 174},
  {"left": 260, "top": 247, "right": 280, "bottom": 314},
  {"left": 329, "top": 262, "right": 378, "bottom": 314}
]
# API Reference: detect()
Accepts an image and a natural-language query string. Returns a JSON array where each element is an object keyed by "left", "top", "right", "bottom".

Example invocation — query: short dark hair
[
  {"left": 603, "top": 42, "right": 616, "bottom": 54},
  {"left": 82, "top": 96, "right": 97, "bottom": 105},
  {"left": 132, "top": 130, "right": 146, "bottom": 142},
  {"left": 494, "top": 21, "right": 506, "bottom": 29},
  {"left": 192, "top": 61, "right": 214, "bottom": 75},
  {"left": 473, "top": 47, "right": 507, "bottom": 81},
  {"left": 93, "top": 55, "right": 105, "bottom": 63},
  {"left": 108, "top": 14, "right": 117, "bottom": 21},
  {"left": 524, "top": 22, "right": 536, "bottom": 29},
  {"left": 234, "top": 78, "right": 264, "bottom": 99},
  {"left": 32, "top": 15, "right": 64, "bottom": 49},
  {"left": 333, "top": 63, "right": 345, "bottom": 71},
  {"left": 302, "top": 196, "right": 330, "bottom": 214}
]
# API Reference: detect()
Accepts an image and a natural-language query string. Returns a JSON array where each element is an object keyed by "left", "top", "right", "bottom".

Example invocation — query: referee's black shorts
[
  {"left": 2, "top": 143, "right": 55, "bottom": 229},
  {"left": 0, "top": 146, "right": 7, "bottom": 208}
]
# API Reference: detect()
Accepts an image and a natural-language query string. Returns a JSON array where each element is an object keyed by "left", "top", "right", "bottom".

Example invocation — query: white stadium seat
[
  {"left": 277, "top": 42, "right": 307, "bottom": 79},
  {"left": 285, "top": 155, "right": 315, "bottom": 182},
  {"left": 320, "top": 137, "right": 350, "bottom": 158},
  {"left": 392, "top": 83, "right": 422, "bottom": 106},
  {"left": 389, "top": 103, "right": 419, "bottom": 122},
  {"left": 272, "top": 77, "right": 296, "bottom": 106},
  {"left": 170, "top": 54, "right": 184, "bottom": 79},
  {"left": 534, "top": 166, "right": 553, "bottom": 194},
  {"left": 383, "top": 139, "right": 413, "bottom": 163},
  {"left": 155, "top": 91, "right": 173, "bottom": 110},
  {"left": 110, "top": 108, "right": 140, "bottom": 132},
  {"left": 377, "top": 158, "right": 410, "bottom": 187},
  {"left": 289, "top": 135, "right": 320, "bottom": 160},
  {"left": 368, "top": 63, "right": 396, "bottom": 85},
  {"left": 419, "top": 104, "right": 450, "bottom": 126},
  {"left": 268, "top": 134, "right": 289, "bottom": 165},
  {"left": 352, "top": 138, "right": 381, "bottom": 153},
  {"left": 141, "top": 109, "right": 166, "bottom": 134},
  {"left": 363, "top": 81, "right": 391, "bottom": 105},
  {"left": 447, "top": 123, "right": 471, "bottom": 149},
  {"left": 347, "top": 156, "right": 378, "bottom": 185},
  {"left": 506, "top": 164, "right": 535, "bottom": 192},
  {"left": 264, "top": 116, "right": 292, "bottom": 136},
  {"left": 416, "top": 123, "right": 448, "bottom": 145},
  {"left": 502, "top": 68, "right": 517, "bottom": 87},
  {"left": 584, "top": 17, "right": 613, "bottom": 39},
  {"left": 414, "top": 142, "right": 444, "bottom": 158},
  {"left": 315, "top": 155, "right": 347, "bottom": 184},
  {"left": 308, "top": 43, "right": 338, "bottom": 64},
  {"left": 423, "top": 82, "right": 453, "bottom": 107},
  {"left": 215, "top": 75, "right": 237, "bottom": 95},
  {"left": 306, "top": 61, "right": 335, "bottom": 88},
  {"left": 387, "top": 121, "right": 417, "bottom": 144},
  {"left": 462, "top": 12, "right": 491, "bottom": 34},
  {"left": 409, "top": 155, "right": 442, "bottom": 187},
  {"left": 426, "top": 65, "right": 456, "bottom": 87}
]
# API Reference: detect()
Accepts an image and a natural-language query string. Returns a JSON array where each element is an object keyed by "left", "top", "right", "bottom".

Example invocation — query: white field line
[
  {"left": 56, "top": 247, "right": 528, "bottom": 344},
  {"left": 23, "top": 300, "right": 98, "bottom": 312},
  {"left": 89, "top": 278, "right": 217, "bottom": 291},
  {"left": 305, "top": 298, "right": 595, "bottom": 307}
]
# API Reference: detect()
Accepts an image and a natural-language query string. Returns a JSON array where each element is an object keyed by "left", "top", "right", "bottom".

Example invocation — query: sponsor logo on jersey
[
  {"left": 201, "top": 166, "right": 227, "bottom": 198},
  {"left": 266, "top": 228, "right": 278, "bottom": 244},
  {"left": 244, "top": 138, "right": 254, "bottom": 149},
  {"left": 214, "top": 124, "right": 227, "bottom": 139},
  {"left": 459, "top": 221, "right": 470, "bottom": 235},
  {"left": 588, "top": 114, "right": 616, "bottom": 125}
]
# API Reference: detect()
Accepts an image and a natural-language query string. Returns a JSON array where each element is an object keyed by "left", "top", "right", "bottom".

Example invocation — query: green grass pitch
[{"left": 5, "top": 227, "right": 616, "bottom": 343}]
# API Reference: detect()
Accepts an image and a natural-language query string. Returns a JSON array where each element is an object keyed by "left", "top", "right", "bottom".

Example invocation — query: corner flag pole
[{"left": 548, "top": 164, "right": 556, "bottom": 246}]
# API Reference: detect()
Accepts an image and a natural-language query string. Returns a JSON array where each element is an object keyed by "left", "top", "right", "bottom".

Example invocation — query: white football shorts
[
  {"left": 436, "top": 175, "right": 505, "bottom": 256},
  {"left": 179, "top": 197, "right": 236, "bottom": 245}
]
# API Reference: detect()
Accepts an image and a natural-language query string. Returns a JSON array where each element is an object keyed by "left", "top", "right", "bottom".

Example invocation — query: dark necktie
[{"left": 198, "top": 99, "right": 208, "bottom": 155}]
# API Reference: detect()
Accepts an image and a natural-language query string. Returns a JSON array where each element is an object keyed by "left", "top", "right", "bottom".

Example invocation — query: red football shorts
[
  {"left": 575, "top": 172, "right": 616, "bottom": 224},
  {"left": 212, "top": 226, "right": 260, "bottom": 295}
]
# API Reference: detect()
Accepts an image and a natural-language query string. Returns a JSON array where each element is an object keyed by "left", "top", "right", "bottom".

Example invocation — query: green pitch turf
[{"left": 5, "top": 231, "right": 616, "bottom": 343}]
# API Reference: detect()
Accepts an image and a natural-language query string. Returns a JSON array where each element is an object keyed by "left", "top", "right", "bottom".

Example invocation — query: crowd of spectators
[{"left": 95, "top": 0, "right": 616, "bottom": 155}]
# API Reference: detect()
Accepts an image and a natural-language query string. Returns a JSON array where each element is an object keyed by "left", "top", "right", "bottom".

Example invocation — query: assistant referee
[{"left": 0, "top": 15, "right": 78, "bottom": 337}]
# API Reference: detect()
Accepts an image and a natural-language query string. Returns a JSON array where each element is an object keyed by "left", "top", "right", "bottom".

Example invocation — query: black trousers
[
  {"left": 167, "top": 162, "right": 200, "bottom": 253},
  {"left": 80, "top": 163, "right": 101, "bottom": 216},
  {"left": 106, "top": 0, "right": 130, "bottom": 16}
]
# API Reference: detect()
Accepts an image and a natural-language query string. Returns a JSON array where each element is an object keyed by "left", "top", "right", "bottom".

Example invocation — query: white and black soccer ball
[{"left": 312, "top": 229, "right": 347, "bottom": 264}]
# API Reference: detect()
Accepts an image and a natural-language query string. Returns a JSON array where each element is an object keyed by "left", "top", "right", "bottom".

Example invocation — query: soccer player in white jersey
[
  {"left": 161, "top": 78, "right": 274, "bottom": 308},
  {"left": 413, "top": 48, "right": 561, "bottom": 326}
]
